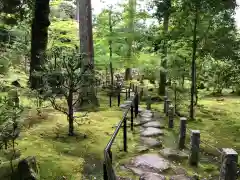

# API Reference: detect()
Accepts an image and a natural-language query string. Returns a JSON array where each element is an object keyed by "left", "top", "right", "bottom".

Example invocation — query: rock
[
  {"left": 140, "top": 117, "right": 154, "bottom": 123},
  {"left": 140, "top": 111, "right": 153, "bottom": 118},
  {"left": 160, "top": 148, "right": 188, "bottom": 160},
  {"left": 132, "top": 154, "right": 170, "bottom": 172},
  {"left": 124, "top": 165, "right": 146, "bottom": 176},
  {"left": 137, "top": 146, "right": 149, "bottom": 153},
  {"left": 142, "top": 121, "right": 164, "bottom": 128},
  {"left": 120, "top": 104, "right": 130, "bottom": 109},
  {"left": 141, "top": 127, "right": 164, "bottom": 137},
  {"left": 140, "top": 172, "right": 166, "bottom": 180},
  {"left": 170, "top": 175, "right": 191, "bottom": 180},
  {"left": 141, "top": 137, "right": 162, "bottom": 148},
  {"left": 18, "top": 156, "right": 39, "bottom": 180}
]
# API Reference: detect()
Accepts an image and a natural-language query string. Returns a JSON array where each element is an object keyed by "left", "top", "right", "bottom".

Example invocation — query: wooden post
[
  {"left": 123, "top": 117, "right": 127, "bottom": 152},
  {"left": 219, "top": 148, "right": 238, "bottom": 180},
  {"left": 134, "top": 92, "right": 139, "bottom": 117},
  {"left": 168, "top": 105, "right": 174, "bottom": 128},
  {"left": 117, "top": 92, "right": 120, "bottom": 107},
  {"left": 189, "top": 130, "right": 200, "bottom": 166},
  {"left": 131, "top": 104, "right": 133, "bottom": 131},
  {"left": 166, "top": 99, "right": 171, "bottom": 116},
  {"left": 178, "top": 117, "right": 187, "bottom": 149},
  {"left": 164, "top": 96, "right": 167, "bottom": 113}
]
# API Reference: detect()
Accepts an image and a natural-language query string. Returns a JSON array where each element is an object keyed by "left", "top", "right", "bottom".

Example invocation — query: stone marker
[
  {"left": 178, "top": 117, "right": 187, "bottom": 149},
  {"left": 189, "top": 130, "right": 200, "bottom": 166},
  {"left": 168, "top": 105, "right": 174, "bottom": 128},
  {"left": 166, "top": 100, "right": 171, "bottom": 116},
  {"left": 219, "top": 148, "right": 238, "bottom": 180}
]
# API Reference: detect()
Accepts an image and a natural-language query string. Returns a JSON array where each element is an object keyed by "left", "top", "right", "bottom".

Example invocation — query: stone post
[
  {"left": 163, "top": 96, "right": 167, "bottom": 113},
  {"left": 168, "top": 105, "right": 174, "bottom": 128},
  {"left": 140, "top": 88, "right": 144, "bottom": 101},
  {"left": 219, "top": 148, "right": 238, "bottom": 180},
  {"left": 178, "top": 117, "right": 187, "bottom": 149},
  {"left": 146, "top": 95, "right": 151, "bottom": 110},
  {"left": 166, "top": 99, "right": 171, "bottom": 116},
  {"left": 189, "top": 130, "right": 200, "bottom": 166}
]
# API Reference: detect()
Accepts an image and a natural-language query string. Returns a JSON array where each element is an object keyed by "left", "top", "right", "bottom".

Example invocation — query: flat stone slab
[
  {"left": 140, "top": 173, "right": 166, "bottom": 180},
  {"left": 160, "top": 148, "right": 188, "bottom": 160},
  {"left": 140, "top": 111, "right": 153, "bottom": 118},
  {"left": 132, "top": 154, "right": 170, "bottom": 172},
  {"left": 170, "top": 175, "right": 191, "bottom": 180},
  {"left": 120, "top": 104, "right": 130, "bottom": 109},
  {"left": 140, "top": 117, "right": 154, "bottom": 123},
  {"left": 141, "top": 137, "right": 162, "bottom": 148},
  {"left": 142, "top": 121, "right": 164, "bottom": 128},
  {"left": 141, "top": 127, "right": 164, "bottom": 137}
]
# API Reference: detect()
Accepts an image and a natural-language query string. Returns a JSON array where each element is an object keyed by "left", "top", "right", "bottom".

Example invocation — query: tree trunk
[
  {"left": 68, "top": 89, "right": 74, "bottom": 136},
  {"left": 190, "top": 2, "right": 198, "bottom": 120},
  {"left": 30, "top": 0, "right": 50, "bottom": 89},
  {"left": 78, "top": 0, "right": 99, "bottom": 109},
  {"left": 158, "top": 0, "right": 171, "bottom": 95},
  {"left": 125, "top": 0, "right": 136, "bottom": 81},
  {"left": 109, "top": 9, "right": 114, "bottom": 87}
]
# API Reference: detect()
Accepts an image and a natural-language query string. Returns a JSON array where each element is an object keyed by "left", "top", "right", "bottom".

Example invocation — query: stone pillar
[
  {"left": 178, "top": 117, "right": 187, "bottom": 149},
  {"left": 166, "top": 99, "right": 171, "bottom": 116},
  {"left": 163, "top": 96, "right": 167, "bottom": 113},
  {"left": 219, "top": 148, "right": 238, "bottom": 180},
  {"left": 189, "top": 130, "right": 200, "bottom": 166},
  {"left": 146, "top": 95, "right": 151, "bottom": 110},
  {"left": 168, "top": 105, "right": 174, "bottom": 128}
]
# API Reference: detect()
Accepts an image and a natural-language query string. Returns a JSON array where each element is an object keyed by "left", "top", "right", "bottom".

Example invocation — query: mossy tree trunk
[
  {"left": 30, "top": 0, "right": 50, "bottom": 89},
  {"left": 158, "top": 0, "right": 171, "bottom": 95},
  {"left": 78, "top": 0, "right": 99, "bottom": 108}
]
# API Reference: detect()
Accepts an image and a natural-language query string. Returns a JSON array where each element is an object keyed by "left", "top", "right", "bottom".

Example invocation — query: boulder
[{"left": 18, "top": 156, "right": 39, "bottom": 180}]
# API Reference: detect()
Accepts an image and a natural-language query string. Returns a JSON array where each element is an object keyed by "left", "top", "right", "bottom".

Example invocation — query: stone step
[
  {"left": 141, "top": 127, "right": 164, "bottom": 137},
  {"left": 142, "top": 121, "right": 165, "bottom": 129},
  {"left": 125, "top": 154, "right": 170, "bottom": 176}
]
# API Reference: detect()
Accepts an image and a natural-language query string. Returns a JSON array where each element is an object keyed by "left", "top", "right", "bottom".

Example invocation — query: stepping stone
[
  {"left": 140, "top": 173, "right": 166, "bottom": 180},
  {"left": 141, "top": 127, "right": 164, "bottom": 137},
  {"left": 142, "top": 121, "right": 164, "bottom": 128},
  {"left": 138, "top": 107, "right": 144, "bottom": 112},
  {"left": 137, "top": 146, "right": 149, "bottom": 153},
  {"left": 132, "top": 154, "right": 170, "bottom": 172},
  {"left": 120, "top": 104, "right": 130, "bottom": 109},
  {"left": 140, "top": 111, "right": 153, "bottom": 118},
  {"left": 140, "top": 117, "right": 153, "bottom": 123},
  {"left": 160, "top": 148, "right": 188, "bottom": 160},
  {"left": 170, "top": 175, "right": 191, "bottom": 180},
  {"left": 141, "top": 137, "right": 162, "bottom": 148}
]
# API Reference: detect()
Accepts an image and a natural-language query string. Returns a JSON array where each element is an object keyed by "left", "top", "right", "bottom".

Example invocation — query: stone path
[{"left": 118, "top": 99, "right": 192, "bottom": 180}]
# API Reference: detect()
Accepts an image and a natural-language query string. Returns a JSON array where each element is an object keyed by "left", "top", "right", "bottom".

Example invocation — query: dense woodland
[{"left": 0, "top": 0, "right": 240, "bottom": 179}]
